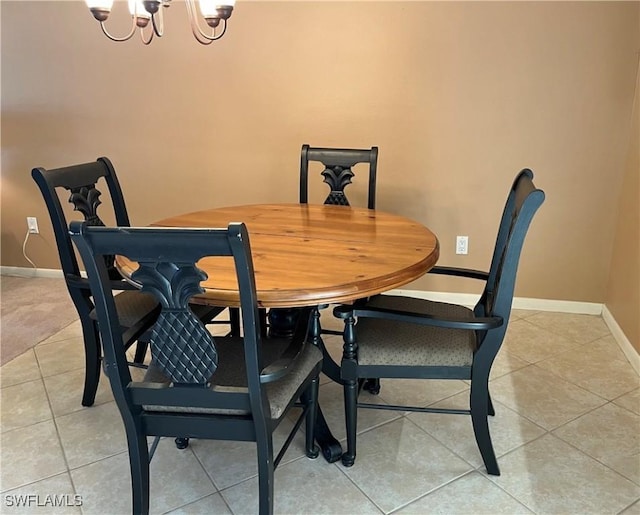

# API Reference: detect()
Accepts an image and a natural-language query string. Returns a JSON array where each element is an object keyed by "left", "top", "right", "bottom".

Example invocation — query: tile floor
[{"left": 1, "top": 308, "right": 639, "bottom": 514}]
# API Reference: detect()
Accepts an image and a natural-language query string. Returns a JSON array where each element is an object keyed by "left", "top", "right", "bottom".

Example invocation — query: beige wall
[
  {"left": 606, "top": 63, "right": 640, "bottom": 352},
  {"left": 1, "top": 2, "right": 639, "bottom": 338}
]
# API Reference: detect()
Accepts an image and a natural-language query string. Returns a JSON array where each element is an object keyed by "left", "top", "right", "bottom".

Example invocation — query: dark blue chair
[
  {"left": 334, "top": 169, "right": 545, "bottom": 475},
  {"left": 299, "top": 144, "right": 378, "bottom": 209},
  {"left": 70, "top": 221, "right": 323, "bottom": 515},
  {"left": 299, "top": 144, "right": 382, "bottom": 396},
  {"left": 32, "top": 157, "right": 223, "bottom": 407}
]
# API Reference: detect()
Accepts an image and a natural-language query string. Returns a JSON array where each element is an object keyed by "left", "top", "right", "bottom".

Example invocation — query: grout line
[
  {"left": 0, "top": 469, "right": 76, "bottom": 496},
  {"left": 3, "top": 280, "right": 638, "bottom": 513},
  {"left": 326, "top": 454, "right": 386, "bottom": 514},
  {"left": 617, "top": 498, "right": 640, "bottom": 515},
  {"left": 36, "top": 357, "right": 80, "bottom": 501},
  {"left": 550, "top": 400, "right": 640, "bottom": 487},
  {"left": 386, "top": 468, "right": 472, "bottom": 514},
  {"left": 544, "top": 431, "right": 640, "bottom": 488}
]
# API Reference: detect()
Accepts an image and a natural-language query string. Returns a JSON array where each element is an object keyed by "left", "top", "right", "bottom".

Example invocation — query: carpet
[{"left": 0, "top": 276, "right": 78, "bottom": 366}]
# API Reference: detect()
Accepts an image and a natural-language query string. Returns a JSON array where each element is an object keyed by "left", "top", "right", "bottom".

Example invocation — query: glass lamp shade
[
  {"left": 128, "top": 0, "right": 151, "bottom": 19},
  {"left": 85, "top": 0, "right": 114, "bottom": 9},
  {"left": 199, "top": 0, "right": 236, "bottom": 19},
  {"left": 86, "top": 0, "right": 114, "bottom": 21}
]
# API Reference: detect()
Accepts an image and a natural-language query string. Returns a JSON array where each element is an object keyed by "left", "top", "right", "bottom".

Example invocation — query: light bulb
[
  {"left": 198, "top": 0, "right": 235, "bottom": 18},
  {"left": 85, "top": 0, "right": 114, "bottom": 9},
  {"left": 128, "top": 0, "right": 151, "bottom": 19}
]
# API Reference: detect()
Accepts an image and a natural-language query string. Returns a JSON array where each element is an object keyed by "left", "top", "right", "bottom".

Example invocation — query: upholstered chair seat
[{"left": 355, "top": 296, "right": 476, "bottom": 368}]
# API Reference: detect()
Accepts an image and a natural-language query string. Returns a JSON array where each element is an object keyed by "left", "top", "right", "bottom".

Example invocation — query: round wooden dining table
[
  {"left": 117, "top": 203, "right": 440, "bottom": 309},
  {"left": 116, "top": 202, "right": 439, "bottom": 462}
]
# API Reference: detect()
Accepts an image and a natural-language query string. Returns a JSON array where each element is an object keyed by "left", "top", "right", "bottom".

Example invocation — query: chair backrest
[
  {"left": 299, "top": 144, "right": 378, "bottom": 209},
  {"left": 31, "top": 157, "right": 131, "bottom": 283},
  {"left": 475, "top": 169, "right": 545, "bottom": 338},
  {"left": 68, "top": 221, "right": 308, "bottom": 421}
]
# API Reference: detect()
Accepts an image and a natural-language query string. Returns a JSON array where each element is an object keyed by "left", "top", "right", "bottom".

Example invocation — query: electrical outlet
[
  {"left": 27, "top": 217, "right": 39, "bottom": 234},
  {"left": 456, "top": 235, "right": 468, "bottom": 255}
]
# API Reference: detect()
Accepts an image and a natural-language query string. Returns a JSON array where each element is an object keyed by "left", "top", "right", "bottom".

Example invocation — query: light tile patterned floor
[{"left": 1, "top": 308, "right": 639, "bottom": 514}]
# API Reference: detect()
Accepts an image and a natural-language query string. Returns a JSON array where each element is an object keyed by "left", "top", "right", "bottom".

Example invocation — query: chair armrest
[
  {"left": 333, "top": 304, "right": 503, "bottom": 331},
  {"left": 65, "top": 273, "right": 137, "bottom": 291},
  {"left": 428, "top": 266, "right": 489, "bottom": 281},
  {"left": 110, "top": 279, "right": 138, "bottom": 291},
  {"left": 260, "top": 307, "right": 313, "bottom": 383},
  {"left": 65, "top": 274, "right": 91, "bottom": 290},
  {"left": 260, "top": 355, "right": 301, "bottom": 384},
  {"left": 120, "top": 307, "right": 161, "bottom": 347}
]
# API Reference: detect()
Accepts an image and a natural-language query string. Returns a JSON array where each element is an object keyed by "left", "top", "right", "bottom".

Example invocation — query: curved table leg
[
  {"left": 307, "top": 308, "right": 343, "bottom": 463},
  {"left": 175, "top": 437, "right": 189, "bottom": 449},
  {"left": 269, "top": 307, "right": 343, "bottom": 463},
  {"left": 314, "top": 402, "right": 342, "bottom": 463}
]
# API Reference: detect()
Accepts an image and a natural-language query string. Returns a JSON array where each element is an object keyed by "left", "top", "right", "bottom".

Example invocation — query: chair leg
[
  {"left": 363, "top": 378, "right": 381, "bottom": 395},
  {"left": 125, "top": 422, "right": 150, "bottom": 515},
  {"left": 259, "top": 308, "right": 268, "bottom": 338},
  {"left": 81, "top": 319, "right": 101, "bottom": 407},
  {"left": 133, "top": 330, "right": 150, "bottom": 364},
  {"left": 133, "top": 342, "right": 148, "bottom": 364},
  {"left": 488, "top": 390, "right": 495, "bottom": 417},
  {"left": 470, "top": 380, "right": 500, "bottom": 476},
  {"left": 304, "top": 377, "right": 320, "bottom": 459},
  {"left": 340, "top": 314, "right": 358, "bottom": 467},
  {"left": 255, "top": 429, "right": 275, "bottom": 515},
  {"left": 341, "top": 379, "right": 358, "bottom": 467},
  {"left": 229, "top": 308, "right": 241, "bottom": 337},
  {"left": 175, "top": 437, "right": 189, "bottom": 449}
]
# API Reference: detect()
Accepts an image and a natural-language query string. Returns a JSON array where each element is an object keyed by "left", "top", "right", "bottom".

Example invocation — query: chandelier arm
[
  {"left": 151, "top": 8, "right": 164, "bottom": 37},
  {"left": 139, "top": 25, "right": 155, "bottom": 45},
  {"left": 193, "top": 33, "right": 215, "bottom": 45},
  {"left": 210, "top": 20, "right": 228, "bottom": 41},
  {"left": 99, "top": 20, "right": 137, "bottom": 42},
  {"left": 193, "top": 19, "right": 228, "bottom": 44},
  {"left": 90, "top": 0, "right": 231, "bottom": 44},
  {"left": 185, "top": 0, "right": 228, "bottom": 44}
]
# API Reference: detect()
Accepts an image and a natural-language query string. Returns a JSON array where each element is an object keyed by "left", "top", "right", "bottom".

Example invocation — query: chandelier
[{"left": 85, "top": 0, "right": 236, "bottom": 45}]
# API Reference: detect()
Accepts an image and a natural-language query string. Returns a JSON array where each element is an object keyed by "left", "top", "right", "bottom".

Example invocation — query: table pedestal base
[{"left": 267, "top": 308, "right": 300, "bottom": 338}]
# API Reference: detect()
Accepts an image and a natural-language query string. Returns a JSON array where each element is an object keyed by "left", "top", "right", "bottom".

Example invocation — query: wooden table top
[{"left": 117, "top": 203, "right": 439, "bottom": 308}]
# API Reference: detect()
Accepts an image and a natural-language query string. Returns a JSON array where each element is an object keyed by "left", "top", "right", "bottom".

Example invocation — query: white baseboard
[
  {"left": 2, "top": 267, "right": 637, "bottom": 371},
  {"left": 511, "top": 297, "right": 603, "bottom": 315},
  {"left": 389, "top": 289, "right": 481, "bottom": 308},
  {"left": 602, "top": 305, "right": 640, "bottom": 376},
  {"left": 1, "top": 266, "right": 64, "bottom": 279},
  {"left": 389, "top": 288, "right": 603, "bottom": 315}
]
